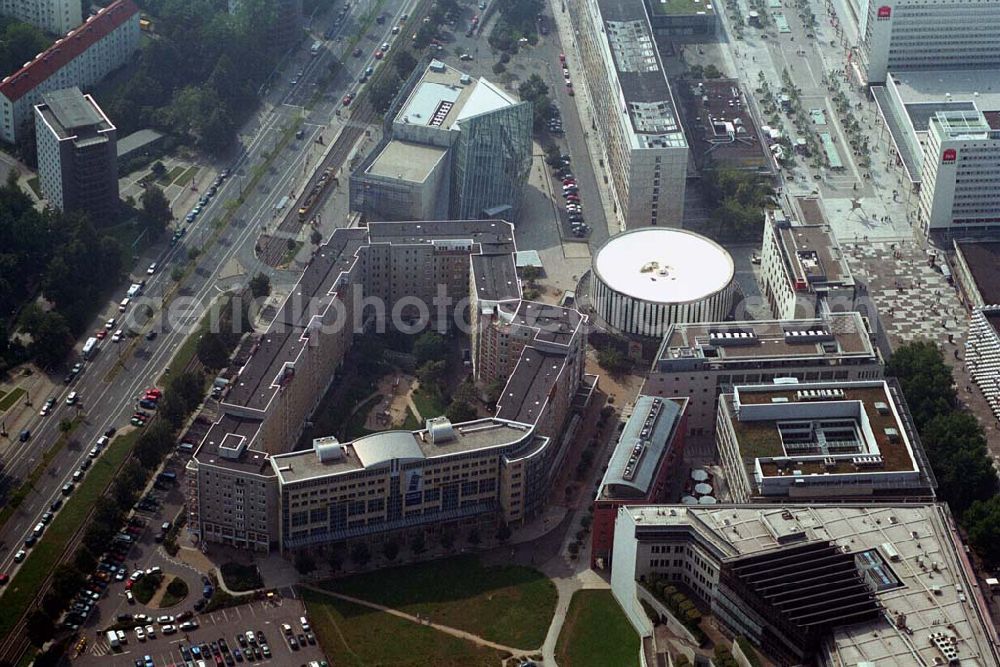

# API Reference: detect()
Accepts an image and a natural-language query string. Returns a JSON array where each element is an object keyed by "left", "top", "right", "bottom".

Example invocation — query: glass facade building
[{"left": 450, "top": 100, "right": 533, "bottom": 221}]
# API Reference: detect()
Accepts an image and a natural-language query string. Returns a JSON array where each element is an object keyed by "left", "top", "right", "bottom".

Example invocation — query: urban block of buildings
[
  {"left": 0, "top": 0, "right": 139, "bottom": 143},
  {"left": 571, "top": 0, "right": 688, "bottom": 229},
  {"left": 34, "top": 86, "right": 118, "bottom": 220},
  {"left": 187, "top": 220, "right": 593, "bottom": 553},
  {"left": 872, "top": 69, "right": 1000, "bottom": 236},
  {"left": 759, "top": 208, "right": 856, "bottom": 319},
  {"left": 716, "top": 379, "right": 936, "bottom": 502},
  {"left": 857, "top": 0, "right": 1000, "bottom": 84},
  {"left": 591, "top": 394, "right": 688, "bottom": 567},
  {"left": 611, "top": 504, "right": 1000, "bottom": 666},
  {"left": 350, "top": 60, "right": 532, "bottom": 224},
  {"left": 0, "top": 0, "right": 80, "bottom": 35},
  {"left": 645, "top": 312, "right": 883, "bottom": 437},
  {"left": 680, "top": 79, "right": 772, "bottom": 173}
]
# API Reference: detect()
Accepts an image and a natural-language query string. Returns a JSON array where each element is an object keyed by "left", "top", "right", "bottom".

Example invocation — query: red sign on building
[
  {"left": 877, "top": 5, "right": 892, "bottom": 19},
  {"left": 942, "top": 148, "right": 957, "bottom": 163}
]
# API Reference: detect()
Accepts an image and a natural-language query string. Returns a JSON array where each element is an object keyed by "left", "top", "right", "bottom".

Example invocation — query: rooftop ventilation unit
[
  {"left": 852, "top": 455, "right": 884, "bottom": 468},
  {"left": 426, "top": 416, "right": 456, "bottom": 443},
  {"left": 313, "top": 436, "right": 343, "bottom": 462},
  {"left": 707, "top": 329, "right": 758, "bottom": 346},
  {"left": 429, "top": 59, "right": 446, "bottom": 72},
  {"left": 459, "top": 74, "right": 472, "bottom": 85},
  {"left": 783, "top": 328, "right": 834, "bottom": 343},
  {"left": 795, "top": 388, "right": 846, "bottom": 401},
  {"left": 874, "top": 401, "right": 890, "bottom": 415},
  {"left": 883, "top": 427, "right": 900, "bottom": 442}
]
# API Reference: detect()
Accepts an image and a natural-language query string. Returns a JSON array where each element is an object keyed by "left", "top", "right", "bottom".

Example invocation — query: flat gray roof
[
  {"left": 368, "top": 219, "right": 516, "bottom": 254},
  {"left": 888, "top": 69, "right": 1000, "bottom": 115},
  {"left": 776, "top": 223, "right": 854, "bottom": 288},
  {"left": 366, "top": 140, "right": 448, "bottom": 182},
  {"left": 42, "top": 87, "right": 105, "bottom": 130},
  {"left": 496, "top": 347, "right": 569, "bottom": 425},
  {"left": 116, "top": 128, "right": 164, "bottom": 157},
  {"left": 955, "top": 241, "right": 1000, "bottom": 306},
  {"left": 623, "top": 504, "right": 1000, "bottom": 666},
  {"left": 471, "top": 254, "right": 520, "bottom": 303},
  {"left": 271, "top": 418, "right": 535, "bottom": 484},
  {"left": 597, "top": 0, "right": 685, "bottom": 148},
  {"left": 395, "top": 60, "right": 519, "bottom": 131},
  {"left": 195, "top": 414, "right": 273, "bottom": 476}
]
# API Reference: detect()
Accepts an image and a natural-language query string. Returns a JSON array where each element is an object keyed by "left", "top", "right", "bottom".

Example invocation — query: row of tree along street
[{"left": 887, "top": 341, "right": 1000, "bottom": 568}]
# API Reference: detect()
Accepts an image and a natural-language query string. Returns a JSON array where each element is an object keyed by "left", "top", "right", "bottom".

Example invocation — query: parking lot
[{"left": 76, "top": 594, "right": 327, "bottom": 666}]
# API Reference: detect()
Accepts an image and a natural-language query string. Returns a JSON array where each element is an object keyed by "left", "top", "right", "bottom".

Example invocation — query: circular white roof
[{"left": 593, "top": 228, "right": 734, "bottom": 303}]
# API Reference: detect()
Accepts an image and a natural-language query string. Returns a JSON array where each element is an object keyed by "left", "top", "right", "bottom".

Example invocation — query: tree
[
  {"left": 921, "top": 413, "right": 997, "bottom": 515},
  {"left": 294, "top": 551, "right": 316, "bottom": 574},
  {"left": 197, "top": 333, "right": 231, "bottom": 370},
  {"left": 413, "top": 331, "right": 447, "bottom": 364},
  {"left": 446, "top": 400, "right": 477, "bottom": 423},
  {"left": 73, "top": 547, "right": 97, "bottom": 574},
  {"left": 964, "top": 495, "right": 1000, "bottom": 567},
  {"left": 250, "top": 274, "right": 270, "bottom": 299},
  {"left": 327, "top": 548, "right": 343, "bottom": 573},
  {"left": 496, "top": 523, "right": 512, "bottom": 543},
  {"left": 416, "top": 360, "right": 447, "bottom": 392},
  {"left": 468, "top": 528, "right": 481, "bottom": 545},
  {"left": 410, "top": 533, "right": 427, "bottom": 555},
  {"left": 886, "top": 341, "right": 956, "bottom": 430},
  {"left": 26, "top": 610, "right": 54, "bottom": 646},
  {"left": 140, "top": 185, "right": 173, "bottom": 234},
  {"left": 382, "top": 539, "right": 400, "bottom": 561},
  {"left": 350, "top": 542, "right": 371, "bottom": 568},
  {"left": 52, "top": 563, "right": 84, "bottom": 602},
  {"left": 520, "top": 265, "right": 541, "bottom": 285},
  {"left": 492, "top": 62, "right": 506, "bottom": 75},
  {"left": 370, "top": 71, "right": 403, "bottom": 114},
  {"left": 703, "top": 64, "right": 724, "bottom": 78},
  {"left": 22, "top": 307, "right": 72, "bottom": 368},
  {"left": 439, "top": 530, "right": 455, "bottom": 550},
  {"left": 393, "top": 50, "right": 417, "bottom": 78},
  {"left": 597, "top": 347, "right": 631, "bottom": 375},
  {"left": 310, "top": 229, "right": 323, "bottom": 245}
]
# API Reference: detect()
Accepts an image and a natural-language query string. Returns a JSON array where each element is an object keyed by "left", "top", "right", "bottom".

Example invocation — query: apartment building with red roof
[{"left": 0, "top": 0, "right": 138, "bottom": 143}]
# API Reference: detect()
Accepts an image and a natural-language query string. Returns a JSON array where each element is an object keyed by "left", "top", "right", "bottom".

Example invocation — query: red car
[
  {"left": 374, "top": 49, "right": 384, "bottom": 59},
  {"left": 559, "top": 52, "right": 566, "bottom": 63},
  {"left": 145, "top": 388, "right": 162, "bottom": 399},
  {"left": 95, "top": 329, "right": 107, "bottom": 340},
  {"left": 125, "top": 579, "right": 135, "bottom": 590},
  {"left": 342, "top": 93, "right": 354, "bottom": 106},
  {"left": 562, "top": 179, "right": 576, "bottom": 186},
  {"left": 0, "top": 574, "right": 9, "bottom": 585},
  {"left": 566, "top": 84, "right": 574, "bottom": 96}
]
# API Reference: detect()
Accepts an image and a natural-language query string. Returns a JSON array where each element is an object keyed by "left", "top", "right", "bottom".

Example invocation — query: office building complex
[
  {"left": 857, "top": 0, "right": 1000, "bottom": 84},
  {"left": 351, "top": 61, "right": 532, "bottom": 223},
  {"left": 717, "top": 379, "right": 935, "bottom": 502},
  {"left": 188, "top": 220, "right": 589, "bottom": 553},
  {"left": 760, "top": 209, "right": 855, "bottom": 319},
  {"left": 34, "top": 87, "right": 118, "bottom": 220},
  {"left": 591, "top": 395, "right": 687, "bottom": 567},
  {"left": 646, "top": 313, "right": 883, "bottom": 437},
  {"left": 1, "top": 0, "right": 80, "bottom": 35},
  {"left": 590, "top": 228, "right": 736, "bottom": 338},
  {"left": 0, "top": 0, "right": 139, "bottom": 143},
  {"left": 611, "top": 504, "right": 1000, "bottom": 666},
  {"left": 571, "top": 0, "right": 688, "bottom": 229},
  {"left": 873, "top": 69, "right": 1000, "bottom": 235}
]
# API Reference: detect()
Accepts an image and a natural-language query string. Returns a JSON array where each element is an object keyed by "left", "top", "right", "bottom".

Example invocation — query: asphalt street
[{"left": 0, "top": 0, "right": 419, "bottom": 581}]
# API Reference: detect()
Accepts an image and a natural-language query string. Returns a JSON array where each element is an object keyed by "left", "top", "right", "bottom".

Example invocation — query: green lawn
[
  {"left": 0, "top": 428, "right": 140, "bottom": 642},
  {"left": 302, "top": 588, "right": 506, "bottom": 667},
  {"left": 175, "top": 165, "right": 199, "bottom": 187},
  {"left": 555, "top": 590, "right": 640, "bottom": 667},
  {"left": 158, "top": 165, "right": 185, "bottom": 185},
  {"left": 160, "top": 577, "right": 189, "bottom": 607},
  {"left": 411, "top": 389, "right": 445, "bottom": 420},
  {"left": 648, "top": 0, "right": 715, "bottom": 14},
  {"left": 0, "top": 386, "right": 26, "bottom": 412},
  {"left": 323, "top": 555, "right": 556, "bottom": 649}
]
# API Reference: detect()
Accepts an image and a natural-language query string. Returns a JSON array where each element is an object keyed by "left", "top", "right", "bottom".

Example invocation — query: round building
[{"left": 591, "top": 228, "right": 736, "bottom": 337}]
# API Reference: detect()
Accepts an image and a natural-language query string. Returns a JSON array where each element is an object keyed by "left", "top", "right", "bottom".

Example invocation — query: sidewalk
[{"left": 548, "top": 0, "right": 623, "bottom": 240}]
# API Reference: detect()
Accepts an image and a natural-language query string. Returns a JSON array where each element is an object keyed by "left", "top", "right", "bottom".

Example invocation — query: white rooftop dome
[{"left": 593, "top": 228, "right": 734, "bottom": 304}]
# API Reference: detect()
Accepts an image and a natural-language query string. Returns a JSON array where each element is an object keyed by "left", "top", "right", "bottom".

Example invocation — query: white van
[{"left": 119, "top": 298, "right": 130, "bottom": 312}]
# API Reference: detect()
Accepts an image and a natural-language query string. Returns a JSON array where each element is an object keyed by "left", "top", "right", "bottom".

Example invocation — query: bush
[{"left": 220, "top": 562, "right": 263, "bottom": 592}]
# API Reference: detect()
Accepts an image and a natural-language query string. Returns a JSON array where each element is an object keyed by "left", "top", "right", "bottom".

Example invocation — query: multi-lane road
[{"left": 0, "top": 0, "right": 418, "bottom": 582}]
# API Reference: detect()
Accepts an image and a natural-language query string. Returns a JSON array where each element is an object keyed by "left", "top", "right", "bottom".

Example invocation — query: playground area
[{"left": 362, "top": 372, "right": 421, "bottom": 431}]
